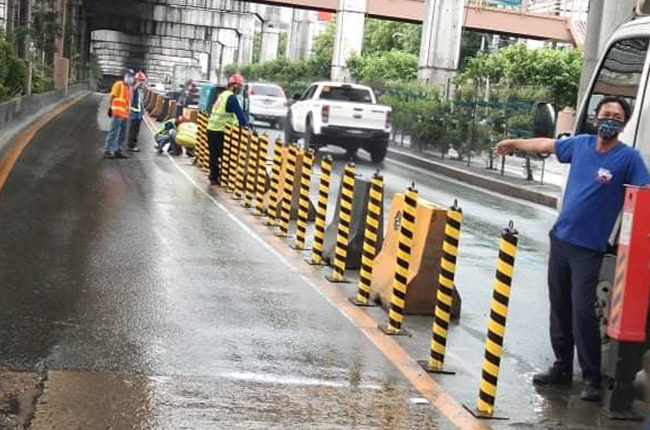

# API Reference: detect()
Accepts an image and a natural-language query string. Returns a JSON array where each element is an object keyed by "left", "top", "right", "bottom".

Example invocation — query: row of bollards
[{"left": 196, "top": 122, "right": 520, "bottom": 421}]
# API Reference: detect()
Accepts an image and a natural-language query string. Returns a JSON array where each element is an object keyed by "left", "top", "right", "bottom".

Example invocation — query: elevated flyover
[{"left": 248, "top": 0, "right": 575, "bottom": 43}]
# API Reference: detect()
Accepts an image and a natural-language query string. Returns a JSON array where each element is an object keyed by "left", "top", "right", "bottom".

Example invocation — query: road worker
[
  {"left": 155, "top": 115, "right": 189, "bottom": 155},
  {"left": 495, "top": 96, "right": 650, "bottom": 402},
  {"left": 104, "top": 69, "right": 134, "bottom": 159},
  {"left": 206, "top": 74, "right": 248, "bottom": 185},
  {"left": 126, "top": 70, "right": 147, "bottom": 152}
]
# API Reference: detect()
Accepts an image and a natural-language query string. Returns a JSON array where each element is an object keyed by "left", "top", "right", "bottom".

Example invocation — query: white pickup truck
[{"left": 285, "top": 82, "right": 392, "bottom": 163}]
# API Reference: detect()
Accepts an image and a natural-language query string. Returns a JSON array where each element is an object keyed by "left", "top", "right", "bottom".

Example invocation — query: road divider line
[
  {"left": 0, "top": 93, "right": 88, "bottom": 196},
  {"left": 142, "top": 116, "right": 488, "bottom": 430}
]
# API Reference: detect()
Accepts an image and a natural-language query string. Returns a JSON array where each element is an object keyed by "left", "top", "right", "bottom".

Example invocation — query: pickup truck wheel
[
  {"left": 345, "top": 145, "right": 358, "bottom": 159},
  {"left": 304, "top": 119, "right": 318, "bottom": 149},
  {"left": 369, "top": 138, "right": 388, "bottom": 163},
  {"left": 285, "top": 114, "right": 295, "bottom": 144}
]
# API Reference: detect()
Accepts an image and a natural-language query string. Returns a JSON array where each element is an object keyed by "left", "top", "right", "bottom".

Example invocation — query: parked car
[
  {"left": 148, "top": 81, "right": 166, "bottom": 93},
  {"left": 243, "top": 82, "right": 288, "bottom": 129},
  {"left": 285, "top": 82, "right": 392, "bottom": 163}
]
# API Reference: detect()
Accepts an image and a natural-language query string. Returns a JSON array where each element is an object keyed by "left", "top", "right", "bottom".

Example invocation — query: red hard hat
[
  {"left": 229, "top": 74, "right": 244, "bottom": 86},
  {"left": 176, "top": 115, "right": 189, "bottom": 124}
]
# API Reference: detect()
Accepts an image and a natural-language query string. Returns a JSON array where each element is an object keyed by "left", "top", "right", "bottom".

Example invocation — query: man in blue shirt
[{"left": 496, "top": 96, "right": 650, "bottom": 402}]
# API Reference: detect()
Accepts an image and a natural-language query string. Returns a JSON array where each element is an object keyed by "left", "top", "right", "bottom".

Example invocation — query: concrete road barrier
[
  {"left": 150, "top": 95, "right": 164, "bottom": 117},
  {"left": 323, "top": 176, "right": 384, "bottom": 270},
  {"left": 371, "top": 193, "right": 461, "bottom": 317}
]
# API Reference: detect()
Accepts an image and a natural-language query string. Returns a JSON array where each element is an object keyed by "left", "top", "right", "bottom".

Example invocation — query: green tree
[
  {"left": 0, "top": 33, "right": 28, "bottom": 100},
  {"left": 348, "top": 50, "right": 418, "bottom": 83},
  {"left": 363, "top": 18, "right": 421, "bottom": 55}
]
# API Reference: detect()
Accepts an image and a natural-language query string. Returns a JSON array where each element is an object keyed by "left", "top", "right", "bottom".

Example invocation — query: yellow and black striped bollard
[
  {"left": 350, "top": 172, "right": 383, "bottom": 306},
  {"left": 244, "top": 132, "right": 260, "bottom": 208},
  {"left": 227, "top": 126, "right": 240, "bottom": 193},
  {"left": 305, "top": 155, "right": 332, "bottom": 266},
  {"left": 379, "top": 184, "right": 418, "bottom": 335},
  {"left": 420, "top": 200, "right": 463, "bottom": 373},
  {"left": 326, "top": 163, "right": 356, "bottom": 283},
  {"left": 220, "top": 125, "right": 232, "bottom": 188},
  {"left": 265, "top": 141, "right": 284, "bottom": 227},
  {"left": 197, "top": 113, "right": 209, "bottom": 171},
  {"left": 277, "top": 145, "right": 298, "bottom": 238},
  {"left": 233, "top": 128, "right": 249, "bottom": 200},
  {"left": 291, "top": 149, "right": 315, "bottom": 250},
  {"left": 193, "top": 116, "right": 203, "bottom": 167},
  {"left": 254, "top": 134, "right": 270, "bottom": 216},
  {"left": 466, "top": 221, "right": 518, "bottom": 420}
]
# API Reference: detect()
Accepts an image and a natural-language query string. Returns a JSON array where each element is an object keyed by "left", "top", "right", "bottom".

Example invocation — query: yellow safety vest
[
  {"left": 207, "top": 90, "right": 238, "bottom": 131},
  {"left": 110, "top": 81, "right": 130, "bottom": 119},
  {"left": 176, "top": 122, "right": 197, "bottom": 148}
]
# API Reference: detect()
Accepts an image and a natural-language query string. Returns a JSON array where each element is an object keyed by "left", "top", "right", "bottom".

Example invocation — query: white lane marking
[{"left": 385, "top": 157, "right": 558, "bottom": 216}]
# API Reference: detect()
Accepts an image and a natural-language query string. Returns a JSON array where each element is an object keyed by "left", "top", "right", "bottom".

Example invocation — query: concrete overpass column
[
  {"left": 417, "top": 0, "right": 463, "bottom": 96},
  {"left": 238, "top": 15, "right": 255, "bottom": 66},
  {"left": 260, "top": 25, "right": 280, "bottom": 62},
  {"left": 288, "top": 9, "right": 310, "bottom": 60},
  {"left": 331, "top": 0, "right": 367, "bottom": 82}
]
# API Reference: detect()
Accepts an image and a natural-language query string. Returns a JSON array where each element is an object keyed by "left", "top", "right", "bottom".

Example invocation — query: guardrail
[{"left": 0, "top": 83, "right": 88, "bottom": 135}]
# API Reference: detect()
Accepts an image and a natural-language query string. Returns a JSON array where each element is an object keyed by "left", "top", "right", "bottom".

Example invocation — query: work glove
[{"left": 107, "top": 107, "right": 113, "bottom": 118}]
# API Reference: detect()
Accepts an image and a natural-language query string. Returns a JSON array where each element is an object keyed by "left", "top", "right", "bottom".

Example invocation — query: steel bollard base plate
[
  {"left": 377, "top": 324, "right": 410, "bottom": 337},
  {"left": 304, "top": 258, "right": 326, "bottom": 266},
  {"left": 325, "top": 275, "right": 351, "bottom": 284},
  {"left": 417, "top": 360, "right": 456, "bottom": 375},
  {"left": 275, "top": 232, "right": 293, "bottom": 239},
  {"left": 462, "top": 403, "right": 508, "bottom": 420},
  {"left": 290, "top": 245, "right": 311, "bottom": 251},
  {"left": 348, "top": 297, "right": 378, "bottom": 307}
]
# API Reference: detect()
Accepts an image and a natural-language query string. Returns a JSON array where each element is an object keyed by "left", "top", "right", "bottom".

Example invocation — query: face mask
[
  {"left": 596, "top": 118, "right": 624, "bottom": 140},
  {"left": 125, "top": 76, "right": 135, "bottom": 86}
]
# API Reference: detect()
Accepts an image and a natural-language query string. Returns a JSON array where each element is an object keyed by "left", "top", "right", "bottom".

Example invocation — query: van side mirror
[{"left": 533, "top": 102, "right": 556, "bottom": 138}]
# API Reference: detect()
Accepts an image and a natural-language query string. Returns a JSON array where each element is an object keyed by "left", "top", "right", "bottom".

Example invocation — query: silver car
[{"left": 244, "top": 82, "right": 288, "bottom": 129}]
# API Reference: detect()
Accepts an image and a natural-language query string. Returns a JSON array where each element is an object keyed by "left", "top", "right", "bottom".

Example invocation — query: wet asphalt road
[
  {"left": 0, "top": 94, "right": 640, "bottom": 429},
  {"left": 0, "top": 94, "right": 460, "bottom": 429}
]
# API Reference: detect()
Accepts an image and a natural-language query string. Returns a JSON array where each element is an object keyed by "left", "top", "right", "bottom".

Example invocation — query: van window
[{"left": 578, "top": 38, "right": 650, "bottom": 135}]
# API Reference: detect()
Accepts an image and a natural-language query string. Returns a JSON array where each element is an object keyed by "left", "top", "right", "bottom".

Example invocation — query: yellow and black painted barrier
[
  {"left": 220, "top": 125, "right": 232, "bottom": 188},
  {"left": 326, "top": 163, "right": 356, "bottom": 283},
  {"left": 291, "top": 148, "right": 315, "bottom": 250},
  {"left": 351, "top": 172, "right": 384, "bottom": 307},
  {"left": 420, "top": 201, "right": 463, "bottom": 374},
  {"left": 233, "top": 128, "right": 249, "bottom": 199},
  {"left": 379, "top": 184, "right": 418, "bottom": 336},
  {"left": 277, "top": 145, "right": 298, "bottom": 238},
  {"left": 265, "top": 141, "right": 284, "bottom": 227},
  {"left": 197, "top": 113, "right": 209, "bottom": 171},
  {"left": 245, "top": 132, "right": 260, "bottom": 208},
  {"left": 227, "top": 126, "right": 240, "bottom": 193},
  {"left": 254, "top": 134, "right": 270, "bottom": 216},
  {"left": 305, "top": 155, "right": 333, "bottom": 266},
  {"left": 466, "top": 221, "right": 518, "bottom": 419}
]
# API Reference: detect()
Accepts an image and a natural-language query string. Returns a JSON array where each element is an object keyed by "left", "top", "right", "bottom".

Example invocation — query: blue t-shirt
[{"left": 553, "top": 134, "right": 650, "bottom": 252}]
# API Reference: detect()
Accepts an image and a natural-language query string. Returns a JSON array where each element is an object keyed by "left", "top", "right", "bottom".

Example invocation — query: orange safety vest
[{"left": 110, "top": 81, "right": 130, "bottom": 119}]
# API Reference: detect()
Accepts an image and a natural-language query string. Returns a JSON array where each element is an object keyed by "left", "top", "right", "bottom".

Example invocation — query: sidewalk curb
[{"left": 387, "top": 148, "right": 559, "bottom": 209}]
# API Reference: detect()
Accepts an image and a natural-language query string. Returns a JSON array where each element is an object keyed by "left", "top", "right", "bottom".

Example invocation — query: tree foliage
[
  {"left": 0, "top": 33, "right": 28, "bottom": 100},
  {"left": 459, "top": 43, "right": 582, "bottom": 108},
  {"left": 363, "top": 19, "right": 421, "bottom": 56},
  {"left": 348, "top": 50, "right": 418, "bottom": 83}
]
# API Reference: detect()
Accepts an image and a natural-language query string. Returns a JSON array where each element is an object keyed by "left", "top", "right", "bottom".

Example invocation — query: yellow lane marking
[
  {"left": 141, "top": 113, "right": 488, "bottom": 430},
  {"left": 0, "top": 93, "right": 88, "bottom": 195}
]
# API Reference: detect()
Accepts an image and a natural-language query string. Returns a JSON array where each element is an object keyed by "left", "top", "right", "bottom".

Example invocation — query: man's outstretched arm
[{"left": 495, "top": 138, "right": 555, "bottom": 156}]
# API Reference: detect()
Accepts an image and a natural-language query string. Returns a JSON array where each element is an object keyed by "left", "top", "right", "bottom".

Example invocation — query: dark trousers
[
  {"left": 207, "top": 129, "right": 224, "bottom": 181},
  {"left": 548, "top": 233, "right": 603, "bottom": 384},
  {"left": 127, "top": 118, "right": 142, "bottom": 148}
]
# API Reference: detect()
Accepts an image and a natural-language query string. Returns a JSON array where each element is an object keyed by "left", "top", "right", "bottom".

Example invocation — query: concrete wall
[{"left": 0, "top": 83, "right": 88, "bottom": 139}]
